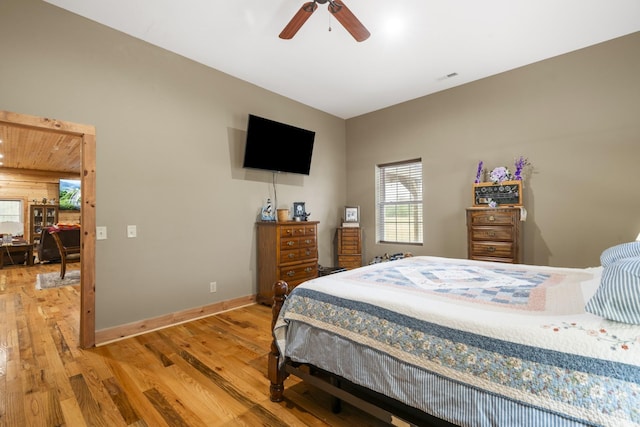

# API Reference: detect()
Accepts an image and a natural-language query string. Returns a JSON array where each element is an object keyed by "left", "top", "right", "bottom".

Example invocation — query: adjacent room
[{"left": 1, "top": 0, "right": 639, "bottom": 425}]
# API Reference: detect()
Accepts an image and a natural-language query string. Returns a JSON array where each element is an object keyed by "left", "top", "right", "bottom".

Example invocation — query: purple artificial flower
[
  {"left": 489, "top": 166, "right": 511, "bottom": 183},
  {"left": 513, "top": 156, "right": 530, "bottom": 181},
  {"left": 474, "top": 161, "right": 483, "bottom": 183}
]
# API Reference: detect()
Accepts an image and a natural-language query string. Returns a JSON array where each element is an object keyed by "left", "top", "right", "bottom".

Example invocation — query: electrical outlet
[
  {"left": 209, "top": 281, "right": 217, "bottom": 293},
  {"left": 127, "top": 225, "right": 137, "bottom": 238}
]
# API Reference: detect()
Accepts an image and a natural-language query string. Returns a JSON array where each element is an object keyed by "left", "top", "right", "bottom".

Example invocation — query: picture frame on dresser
[
  {"left": 344, "top": 206, "right": 359, "bottom": 222},
  {"left": 293, "top": 202, "right": 306, "bottom": 219}
]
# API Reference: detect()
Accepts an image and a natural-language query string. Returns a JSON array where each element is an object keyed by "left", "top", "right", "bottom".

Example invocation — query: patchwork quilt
[{"left": 274, "top": 256, "right": 640, "bottom": 427}]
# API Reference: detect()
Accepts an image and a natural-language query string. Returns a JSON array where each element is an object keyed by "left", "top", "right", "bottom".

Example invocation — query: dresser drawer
[
  {"left": 338, "top": 255, "right": 362, "bottom": 269},
  {"left": 470, "top": 226, "right": 514, "bottom": 241},
  {"left": 470, "top": 241, "right": 514, "bottom": 259},
  {"left": 280, "top": 224, "right": 316, "bottom": 237},
  {"left": 299, "top": 235, "right": 317, "bottom": 248},
  {"left": 468, "top": 210, "right": 517, "bottom": 226},
  {"left": 340, "top": 244, "right": 360, "bottom": 254},
  {"left": 280, "top": 237, "right": 300, "bottom": 250},
  {"left": 280, "top": 261, "right": 317, "bottom": 283},
  {"left": 340, "top": 228, "right": 360, "bottom": 237}
]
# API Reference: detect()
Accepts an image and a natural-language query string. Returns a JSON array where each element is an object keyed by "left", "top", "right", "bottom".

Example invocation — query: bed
[{"left": 268, "top": 255, "right": 640, "bottom": 427}]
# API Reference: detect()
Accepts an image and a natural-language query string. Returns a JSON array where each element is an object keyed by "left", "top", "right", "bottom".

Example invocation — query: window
[
  {"left": 376, "top": 159, "right": 423, "bottom": 244},
  {"left": 0, "top": 199, "right": 23, "bottom": 223}
]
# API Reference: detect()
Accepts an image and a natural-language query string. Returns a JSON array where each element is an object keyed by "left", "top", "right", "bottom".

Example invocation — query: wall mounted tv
[
  {"left": 59, "top": 178, "right": 81, "bottom": 211},
  {"left": 242, "top": 114, "right": 315, "bottom": 175}
]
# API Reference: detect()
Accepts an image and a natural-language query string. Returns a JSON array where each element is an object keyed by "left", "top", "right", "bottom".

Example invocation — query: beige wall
[
  {"left": 346, "top": 32, "right": 640, "bottom": 268},
  {"left": 1, "top": 0, "right": 346, "bottom": 330}
]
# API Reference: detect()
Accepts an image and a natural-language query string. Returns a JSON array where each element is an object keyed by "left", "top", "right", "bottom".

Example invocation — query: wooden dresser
[
  {"left": 256, "top": 221, "right": 319, "bottom": 305},
  {"left": 336, "top": 227, "right": 363, "bottom": 270},
  {"left": 466, "top": 207, "right": 522, "bottom": 264}
]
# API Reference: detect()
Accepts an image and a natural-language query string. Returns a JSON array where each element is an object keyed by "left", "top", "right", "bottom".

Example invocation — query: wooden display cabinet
[{"left": 29, "top": 204, "right": 58, "bottom": 245}]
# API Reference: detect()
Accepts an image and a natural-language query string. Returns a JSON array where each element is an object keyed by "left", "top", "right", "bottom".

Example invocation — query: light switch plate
[
  {"left": 127, "top": 225, "right": 137, "bottom": 238},
  {"left": 96, "top": 226, "right": 107, "bottom": 240}
]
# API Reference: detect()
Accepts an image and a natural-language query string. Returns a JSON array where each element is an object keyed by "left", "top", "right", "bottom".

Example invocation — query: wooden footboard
[
  {"left": 267, "top": 279, "right": 455, "bottom": 426},
  {"left": 268, "top": 280, "right": 289, "bottom": 402}
]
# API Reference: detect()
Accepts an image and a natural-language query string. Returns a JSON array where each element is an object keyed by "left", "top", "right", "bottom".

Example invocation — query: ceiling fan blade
[
  {"left": 328, "top": 0, "right": 370, "bottom": 42},
  {"left": 279, "top": 2, "right": 318, "bottom": 40}
]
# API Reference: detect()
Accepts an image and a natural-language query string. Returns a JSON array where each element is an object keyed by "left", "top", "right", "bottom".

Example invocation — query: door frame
[{"left": 0, "top": 110, "right": 96, "bottom": 348}]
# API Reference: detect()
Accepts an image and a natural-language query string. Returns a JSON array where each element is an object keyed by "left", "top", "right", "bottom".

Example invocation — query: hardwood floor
[{"left": 0, "top": 264, "right": 388, "bottom": 426}]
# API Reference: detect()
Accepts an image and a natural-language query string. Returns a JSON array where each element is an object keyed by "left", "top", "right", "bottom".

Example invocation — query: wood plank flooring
[{"left": 0, "top": 264, "right": 388, "bottom": 426}]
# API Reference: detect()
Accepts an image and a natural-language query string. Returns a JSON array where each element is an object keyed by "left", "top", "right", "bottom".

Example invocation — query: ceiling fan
[{"left": 279, "top": 0, "right": 370, "bottom": 42}]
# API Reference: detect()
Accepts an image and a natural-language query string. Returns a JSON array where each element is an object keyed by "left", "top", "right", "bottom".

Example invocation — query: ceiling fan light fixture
[{"left": 280, "top": 0, "right": 369, "bottom": 42}]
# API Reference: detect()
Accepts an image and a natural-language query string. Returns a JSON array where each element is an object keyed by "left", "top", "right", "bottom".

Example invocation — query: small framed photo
[
  {"left": 293, "top": 202, "right": 306, "bottom": 219},
  {"left": 344, "top": 206, "right": 359, "bottom": 223}
]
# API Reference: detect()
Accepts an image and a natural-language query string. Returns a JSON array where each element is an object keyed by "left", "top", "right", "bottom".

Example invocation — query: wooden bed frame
[{"left": 268, "top": 280, "right": 454, "bottom": 427}]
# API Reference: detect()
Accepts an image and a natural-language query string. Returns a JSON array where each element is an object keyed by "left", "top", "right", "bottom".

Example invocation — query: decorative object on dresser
[
  {"left": 343, "top": 205, "right": 359, "bottom": 223},
  {"left": 276, "top": 208, "right": 289, "bottom": 222},
  {"left": 256, "top": 221, "right": 319, "bottom": 304},
  {"left": 29, "top": 204, "right": 58, "bottom": 245},
  {"left": 466, "top": 207, "right": 523, "bottom": 264},
  {"left": 472, "top": 181, "right": 522, "bottom": 207},
  {"left": 336, "top": 226, "right": 363, "bottom": 270},
  {"left": 261, "top": 198, "right": 275, "bottom": 221},
  {"left": 293, "top": 202, "right": 309, "bottom": 221}
]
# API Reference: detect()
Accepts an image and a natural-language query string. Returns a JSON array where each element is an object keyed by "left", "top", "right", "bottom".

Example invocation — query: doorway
[{"left": 0, "top": 110, "right": 96, "bottom": 348}]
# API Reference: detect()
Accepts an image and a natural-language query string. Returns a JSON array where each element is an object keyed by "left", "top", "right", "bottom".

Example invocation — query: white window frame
[
  {"left": 0, "top": 198, "right": 25, "bottom": 237},
  {"left": 375, "top": 159, "right": 423, "bottom": 245}
]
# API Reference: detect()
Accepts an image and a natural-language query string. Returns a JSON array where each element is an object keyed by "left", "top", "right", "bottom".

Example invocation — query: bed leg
[
  {"left": 330, "top": 376, "right": 342, "bottom": 413},
  {"left": 269, "top": 280, "right": 289, "bottom": 402}
]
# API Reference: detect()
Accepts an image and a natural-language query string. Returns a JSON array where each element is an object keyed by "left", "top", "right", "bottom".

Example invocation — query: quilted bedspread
[{"left": 274, "top": 256, "right": 640, "bottom": 427}]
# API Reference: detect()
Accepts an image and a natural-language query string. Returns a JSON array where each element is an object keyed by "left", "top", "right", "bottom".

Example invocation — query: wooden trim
[
  {"left": 80, "top": 133, "right": 96, "bottom": 348},
  {"left": 94, "top": 295, "right": 257, "bottom": 345},
  {"left": 1, "top": 110, "right": 96, "bottom": 349}
]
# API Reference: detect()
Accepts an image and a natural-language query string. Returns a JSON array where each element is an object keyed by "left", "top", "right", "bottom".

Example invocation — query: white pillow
[
  {"left": 600, "top": 241, "right": 640, "bottom": 267},
  {"left": 585, "top": 257, "right": 640, "bottom": 324}
]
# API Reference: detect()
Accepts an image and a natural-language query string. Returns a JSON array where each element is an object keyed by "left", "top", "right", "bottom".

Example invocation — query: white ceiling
[{"left": 43, "top": 0, "right": 640, "bottom": 119}]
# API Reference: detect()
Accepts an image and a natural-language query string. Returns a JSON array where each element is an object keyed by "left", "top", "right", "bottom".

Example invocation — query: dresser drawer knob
[
  {"left": 286, "top": 271, "right": 295, "bottom": 277},
  {"left": 487, "top": 246, "right": 496, "bottom": 252},
  {"left": 488, "top": 231, "right": 496, "bottom": 237},
  {"left": 305, "top": 239, "right": 312, "bottom": 244},
  {"left": 305, "top": 267, "right": 313, "bottom": 273},
  {"left": 288, "top": 253, "right": 295, "bottom": 258},
  {"left": 488, "top": 215, "right": 495, "bottom": 222},
  {"left": 287, "top": 241, "right": 295, "bottom": 246}
]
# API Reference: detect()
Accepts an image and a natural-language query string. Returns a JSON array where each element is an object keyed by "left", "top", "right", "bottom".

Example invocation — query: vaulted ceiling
[{"left": 43, "top": 0, "right": 640, "bottom": 119}]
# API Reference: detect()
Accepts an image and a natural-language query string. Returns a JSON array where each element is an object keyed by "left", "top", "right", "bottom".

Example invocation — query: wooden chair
[{"left": 51, "top": 231, "right": 81, "bottom": 279}]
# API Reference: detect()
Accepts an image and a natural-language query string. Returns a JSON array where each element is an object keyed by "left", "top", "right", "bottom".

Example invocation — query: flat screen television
[
  {"left": 59, "top": 178, "right": 81, "bottom": 211},
  {"left": 242, "top": 114, "right": 315, "bottom": 175}
]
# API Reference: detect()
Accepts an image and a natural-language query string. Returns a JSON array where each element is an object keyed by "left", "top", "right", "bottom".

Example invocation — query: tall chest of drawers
[
  {"left": 256, "top": 221, "right": 319, "bottom": 305},
  {"left": 466, "top": 207, "right": 522, "bottom": 264},
  {"left": 336, "top": 227, "right": 363, "bottom": 270}
]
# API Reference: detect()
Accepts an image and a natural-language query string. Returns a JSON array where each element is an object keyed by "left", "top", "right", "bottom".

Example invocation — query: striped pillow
[
  {"left": 600, "top": 241, "right": 640, "bottom": 267},
  {"left": 586, "top": 258, "right": 640, "bottom": 324}
]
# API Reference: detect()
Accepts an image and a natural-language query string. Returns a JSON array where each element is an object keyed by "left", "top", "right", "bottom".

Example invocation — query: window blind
[{"left": 375, "top": 159, "right": 423, "bottom": 244}]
